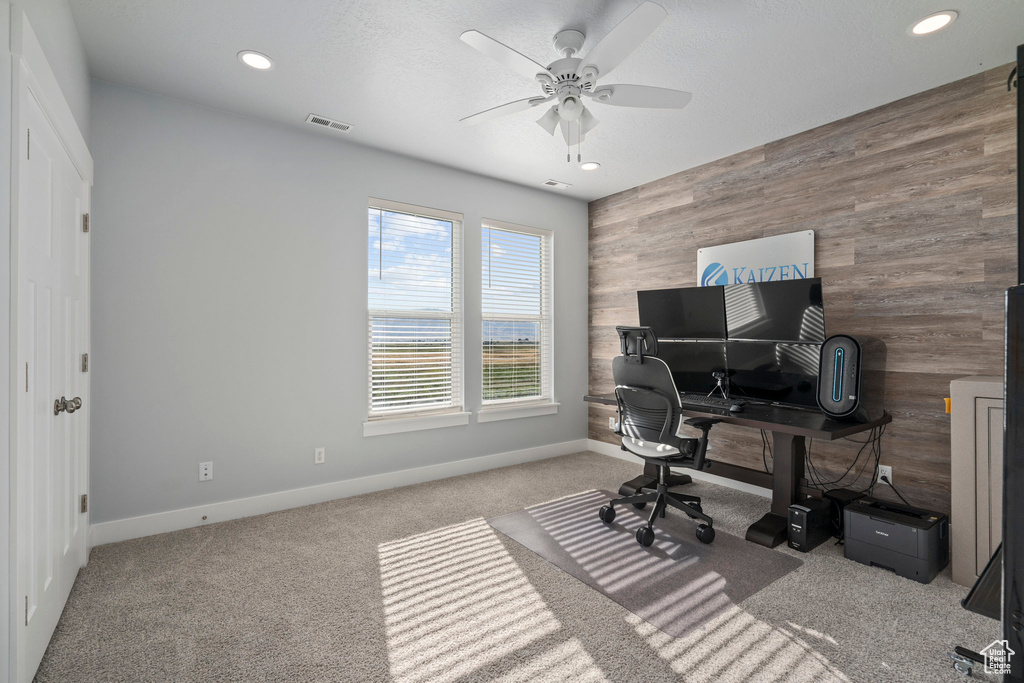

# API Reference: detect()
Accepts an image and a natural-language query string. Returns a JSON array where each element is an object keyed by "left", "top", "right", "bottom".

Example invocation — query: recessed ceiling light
[
  {"left": 238, "top": 50, "right": 274, "bottom": 70},
  {"left": 580, "top": 161, "right": 601, "bottom": 171},
  {"left": 909, "top": 11, "right": 958, "bottom": 36}
]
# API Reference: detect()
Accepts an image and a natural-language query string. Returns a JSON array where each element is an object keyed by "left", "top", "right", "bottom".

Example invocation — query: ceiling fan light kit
[{"left": 459, "top": 1, "right": 692, "bottom": 165}]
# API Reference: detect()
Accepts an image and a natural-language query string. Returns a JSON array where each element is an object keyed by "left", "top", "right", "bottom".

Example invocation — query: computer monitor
[
  {"left": 637, "top": 286, "right": 727, "bottom": 340},
  {"left": 656, "top": 341, "right": 728, "bottom": 394},
  {"left": 724, "top": 278, "right": 826, "bottom": 343},
  {"left": 726, "top": 341, "right": 821, "bottom": 409}
]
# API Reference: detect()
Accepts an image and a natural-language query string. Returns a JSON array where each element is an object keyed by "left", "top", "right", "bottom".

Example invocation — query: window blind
[
  {"left": 481, "top": 222, "right": 552, "bottom": 405},
  {"left": 368, "top": 200, "right": 462, "bottom": 417}
]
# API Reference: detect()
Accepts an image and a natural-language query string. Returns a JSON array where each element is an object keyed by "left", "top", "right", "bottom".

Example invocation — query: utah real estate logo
[{"left": 981, "top": 639, "right": 1015, "bottom": 675}]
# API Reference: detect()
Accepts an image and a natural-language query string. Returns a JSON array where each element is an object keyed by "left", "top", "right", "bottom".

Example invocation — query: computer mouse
[{"left": 729, "top": 403, "right": 744, "bottom": 413}]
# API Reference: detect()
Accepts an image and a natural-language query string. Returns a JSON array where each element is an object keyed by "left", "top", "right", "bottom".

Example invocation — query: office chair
[{"left": 599, "top": 326, "right": 719, "bottom": 547}]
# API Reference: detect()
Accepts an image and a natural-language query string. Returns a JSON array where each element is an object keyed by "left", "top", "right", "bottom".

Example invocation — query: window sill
[
  {"left": 477, "top": 402, "right": 559, "bottom": 423},
  {"left": 363, "top": 411, "right": 471, "bottom": 437}
]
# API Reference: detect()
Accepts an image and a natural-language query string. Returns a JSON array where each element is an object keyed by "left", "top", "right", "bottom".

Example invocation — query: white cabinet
[{"left": 950, "top": 376, "right": 1004, "bottom": 587}]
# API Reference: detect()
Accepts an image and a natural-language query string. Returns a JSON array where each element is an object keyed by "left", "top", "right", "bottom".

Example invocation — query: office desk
[{"left": 584, "top": 394, "right": 892, "bottom": 548}]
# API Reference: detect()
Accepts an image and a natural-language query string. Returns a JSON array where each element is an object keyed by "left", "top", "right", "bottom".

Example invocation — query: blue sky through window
[{"left": 368, "top": 209, "right": 453, "bottom": 313}]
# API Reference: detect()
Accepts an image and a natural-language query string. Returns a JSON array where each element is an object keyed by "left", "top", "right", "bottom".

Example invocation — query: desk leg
[
  {"left": 745, "top": 432, "right": 806, "bottom": 548},
  {"left": 617, "top": 463, "right": 692, "bottom": 498}
]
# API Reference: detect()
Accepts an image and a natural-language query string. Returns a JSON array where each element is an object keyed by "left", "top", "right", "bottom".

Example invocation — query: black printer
[{"left": 844, "top": 497, "right": 949, "bottom": 584}]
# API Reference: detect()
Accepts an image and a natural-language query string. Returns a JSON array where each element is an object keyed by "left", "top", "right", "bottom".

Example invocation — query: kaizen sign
[{"left": 698, "top": 230, "right": 814, "bottom": 286}]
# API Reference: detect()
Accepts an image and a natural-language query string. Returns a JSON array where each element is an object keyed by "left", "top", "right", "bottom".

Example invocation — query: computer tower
[
  {"left": 816, "top": 334, "right": 887, "bottom": 422},
  {"left": 823, "top": 488, "right": 865, "bottom": 538},
  {"left": 788, "top": 498, "right": 831, "bottom": 552}
]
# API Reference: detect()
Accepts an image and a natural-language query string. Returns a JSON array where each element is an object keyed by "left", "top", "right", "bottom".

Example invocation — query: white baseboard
[
  {"left": 91, "top": 438, "right": 589, "bottom": 547},
  {"left": 587, "top": 439, "right": 772, "bottom": 499}
]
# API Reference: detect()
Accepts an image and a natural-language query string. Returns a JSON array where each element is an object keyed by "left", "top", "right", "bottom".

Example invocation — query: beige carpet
[{"left": 36, "top": 452, "right": 997, "bottom": 682}]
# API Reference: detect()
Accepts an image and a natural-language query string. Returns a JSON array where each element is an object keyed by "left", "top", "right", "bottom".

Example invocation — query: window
[
  {"left": 368, "top": 199, "right": 463, "bottom": 421},
  {"left": 481, "top": 220, "right": 552, "bottom": 408}
]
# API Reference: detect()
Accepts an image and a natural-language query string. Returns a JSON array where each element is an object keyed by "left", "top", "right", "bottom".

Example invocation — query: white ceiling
[{"left": 67, "top": 0, "right": 1024, "bottom": 201}]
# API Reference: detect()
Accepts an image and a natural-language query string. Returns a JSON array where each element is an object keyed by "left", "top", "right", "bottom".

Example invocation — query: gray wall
[
  {"left": 89, "top": 80, "right": 589, "bottom": 524},
  {"left": 17, "top": 0, "right": 90, "bottom": 143}
]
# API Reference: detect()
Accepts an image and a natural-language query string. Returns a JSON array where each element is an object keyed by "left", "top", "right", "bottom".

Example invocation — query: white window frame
[
  {"left": 365, "top": 198, "right": 466, "bottom": 435},
  {"left": 479, "top": 218, "right": 555, "bottom": 420}
]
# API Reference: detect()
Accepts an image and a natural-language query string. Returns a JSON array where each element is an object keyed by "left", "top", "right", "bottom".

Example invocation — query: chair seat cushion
[{"left": 621, "top": 436, "right": 680, "bottom": 459}]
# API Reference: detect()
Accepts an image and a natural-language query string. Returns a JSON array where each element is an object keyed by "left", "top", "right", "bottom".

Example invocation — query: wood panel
[{"left": 588, "top": 65, "right": 1018, "bottom": 514}]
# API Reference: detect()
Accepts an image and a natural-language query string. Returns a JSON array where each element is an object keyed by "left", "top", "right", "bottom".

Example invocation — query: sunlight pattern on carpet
[
  {"left": 526, "top": 490, "right": 708, "bottom": 593},
  {"left": 379, "top": 518, "right": 608, "bottom": 682},
  {"left": 626, "top": 606, "right": 852, "bottom": 681}
]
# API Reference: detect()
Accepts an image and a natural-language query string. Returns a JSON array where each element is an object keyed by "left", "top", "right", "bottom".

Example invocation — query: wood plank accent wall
[{"left": 588, "top": 65, "right": 1017, "bottom": 513}]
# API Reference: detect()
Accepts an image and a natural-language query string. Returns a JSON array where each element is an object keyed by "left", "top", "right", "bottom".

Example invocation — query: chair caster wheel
[
  {"left": 636, "top": 526, "right": 655, "bottom": 547},
  {"left": 696, "top": 524, "right": 715, "bottom": 544},
  {"left": 632, "top": 501, "right": 647, "bottom": 510},
  {"left": 599, "top": 505, "right": 616, "bottom": 523}
]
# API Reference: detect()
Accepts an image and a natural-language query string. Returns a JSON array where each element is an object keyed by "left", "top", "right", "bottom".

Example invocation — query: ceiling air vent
[
  {"left": 542, "top": 179, "right": 572, "bottom": 190},
  {"left": 305, "top": 113, "right": 354, "bottom": 134}
]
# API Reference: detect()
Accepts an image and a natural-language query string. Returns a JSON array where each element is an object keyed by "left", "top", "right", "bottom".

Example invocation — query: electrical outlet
[
  {"left": 314, "top": 447, "right": 325, "bottom": 465},
  {"left": 199, "top": 461, "right": 213, "bottom": 482},
  {"left": 608, "top": 417, "right": 616, "bottom": 429},
  {"left": 877, "top": 465, "right": 892, "bottom": 486}
]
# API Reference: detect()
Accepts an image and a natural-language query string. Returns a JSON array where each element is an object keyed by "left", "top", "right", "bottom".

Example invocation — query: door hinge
[
  {"left": 82, "top": 213, "right": 90, "bottom": 233},
  {"left": 26, "top": 129, "right": 30, "bottom": 160},
  {"left": 25, "top": 596, "right": 28, "bottom": 625},
  {"left": 82, "top": 353, "right": 89, "bottom": 372},
  {"left": 25, "top": 362, "right": 28, "bottom": 392},
  {"left": 80, "top": 494, "right": 88, "bottom": 514}
]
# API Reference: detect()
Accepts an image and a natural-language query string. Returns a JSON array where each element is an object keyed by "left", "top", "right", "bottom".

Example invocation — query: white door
[{"left": 16, "top": 83, "right": 90, "bottom": 681}]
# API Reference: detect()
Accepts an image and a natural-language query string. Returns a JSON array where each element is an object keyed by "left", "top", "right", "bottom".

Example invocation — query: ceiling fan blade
[
  {"left": 460, "top": 30, "right": 554, "bottom": 81},
  {"left": 577, "top": 1, "right": 667, "bottom": 80},
  {"left": 461, "top": 96, "right": 553, "bottom": 125},
  {"left": 586, "top": 84, "right": 692, "bottom": 109}
]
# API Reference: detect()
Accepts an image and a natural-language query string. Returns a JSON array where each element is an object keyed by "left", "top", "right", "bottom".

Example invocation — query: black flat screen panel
[
  {"left": 656, "top": 341, "right": 727, "bottom": 394},
  {"left": 638, "top": 287, "right": 727, "bottom": 340},
  {"left": 726, "top": 341, "right": 821, "bottom": 409},
  {"left": 724, "top": 278, "right": 826, "bottom": 343}
]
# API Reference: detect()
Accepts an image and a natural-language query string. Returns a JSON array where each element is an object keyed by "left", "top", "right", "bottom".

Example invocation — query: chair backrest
[
  {"left": 613, "top": 327, "right": 683, "bottom": 447},
  {"left": 616, "top": 325, "right": 658, "bottom": 359}
]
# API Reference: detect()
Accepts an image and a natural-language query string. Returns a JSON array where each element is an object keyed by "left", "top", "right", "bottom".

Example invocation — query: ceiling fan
[{"left": 459, "top": 1, "right": 691, "bottom": 161}]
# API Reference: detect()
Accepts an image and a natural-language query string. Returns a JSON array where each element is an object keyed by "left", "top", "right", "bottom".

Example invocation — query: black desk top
[{"left": 583, "top": 394, "right": 890, "bottom": 440}]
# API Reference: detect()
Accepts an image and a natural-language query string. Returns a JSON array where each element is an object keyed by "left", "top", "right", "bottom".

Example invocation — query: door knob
[{"left": 53, "top": 396, "right": 83, "bottom": 415}]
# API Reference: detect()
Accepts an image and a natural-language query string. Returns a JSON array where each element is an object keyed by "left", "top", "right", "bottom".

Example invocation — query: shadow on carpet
[{"left": 488, "top": 489, "right": 803, "bottom": 638}]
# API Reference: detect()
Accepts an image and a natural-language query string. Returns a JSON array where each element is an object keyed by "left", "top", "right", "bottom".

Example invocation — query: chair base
[{"left": 602, "top": 462, "right": 715, "bottom": 546}]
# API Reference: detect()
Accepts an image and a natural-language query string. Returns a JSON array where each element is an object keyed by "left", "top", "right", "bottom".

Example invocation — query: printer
[{"left": 844, "top": 497, "right": 949, "bottom": 584}]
